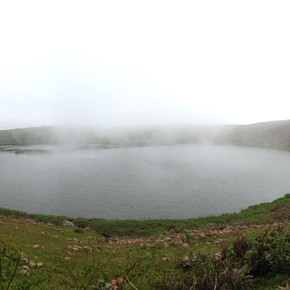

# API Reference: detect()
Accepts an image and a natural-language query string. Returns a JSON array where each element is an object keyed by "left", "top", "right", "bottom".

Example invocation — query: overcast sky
[{"left": 0, "top": 0, "right": 290, "bottom": 130}]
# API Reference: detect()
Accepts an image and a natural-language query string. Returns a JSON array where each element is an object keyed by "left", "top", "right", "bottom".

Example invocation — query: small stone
[
  {"left": 111, "top": 280, "right": 117, "bottom": 286},
  {"left": 63, "top": 220, "right": 75, "bottom": 227},
  {"left": 29, "top": 261, "right": 36, "bottom": 268},
  {"left": 20, "top": 269, "right": 27, "bottom": 275},
  {"left": 19, "top": 252, "right": 27, "bottom": 258}
]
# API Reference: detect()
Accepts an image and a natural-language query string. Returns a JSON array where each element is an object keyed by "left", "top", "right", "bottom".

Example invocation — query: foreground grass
[{"left": 0, "top": 194, "right": 289, "bottom": 289}]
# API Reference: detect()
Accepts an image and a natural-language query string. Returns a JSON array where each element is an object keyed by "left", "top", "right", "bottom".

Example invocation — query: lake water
[{"left": 0, "top": 144, "right": 290, "bottom": 219}]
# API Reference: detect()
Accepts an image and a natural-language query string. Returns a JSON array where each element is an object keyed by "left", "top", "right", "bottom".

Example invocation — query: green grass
[{"left": 0, "top": 194, "right": 289, "bottom": 288}]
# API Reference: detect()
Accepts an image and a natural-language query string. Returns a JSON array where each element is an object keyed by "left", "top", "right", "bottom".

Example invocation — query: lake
[{"left": 0, "top": 144, "right": 290, "bottom": 219}]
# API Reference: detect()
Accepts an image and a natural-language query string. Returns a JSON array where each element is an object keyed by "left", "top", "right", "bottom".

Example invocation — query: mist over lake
[{"left": 0, "top": 144, "right": 290, "bottom": 219}]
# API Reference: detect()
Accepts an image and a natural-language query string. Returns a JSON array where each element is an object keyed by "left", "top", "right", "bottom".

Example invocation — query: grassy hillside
[
  {"left": 221, "top": 120, "right": 290, "bottom": 150},
  {"left": 0, "top": 194, "right": 289, "bottom": 289},
  {"left": 0, "top": 127, "right": 58, "bottom": 145},
  {"left": 1, "top": 119, "right": 290, "bottom": 149}
]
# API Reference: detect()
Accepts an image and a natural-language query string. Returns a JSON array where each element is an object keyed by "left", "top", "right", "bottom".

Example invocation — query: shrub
[
  {"left": 245, "top": 225, "right": 290, "bottom": 276},
  {"left": 157, "top": 226, "right": 289, "bottom": 289}
]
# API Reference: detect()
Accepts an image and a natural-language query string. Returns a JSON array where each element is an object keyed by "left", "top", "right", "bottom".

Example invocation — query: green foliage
[
  {"left": 158, "top": 226, "right": 289, "bottom": 289},
  {"left": 243, "top": 226, "right": 290, "bottom": 276}
]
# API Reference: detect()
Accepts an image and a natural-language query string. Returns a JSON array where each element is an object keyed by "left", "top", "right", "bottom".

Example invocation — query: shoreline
[{"left": 1, "top": 193, "right": 289, "bottom": 237}]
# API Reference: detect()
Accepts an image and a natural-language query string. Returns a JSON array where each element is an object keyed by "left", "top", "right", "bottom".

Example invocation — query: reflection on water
[{"left": 0, "top": 144, "right": 290, "bottom": 219}]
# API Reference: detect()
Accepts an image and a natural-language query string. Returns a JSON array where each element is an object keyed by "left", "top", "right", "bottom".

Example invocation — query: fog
[{"left": 1, "top": 1, "right": 290, "bottom": 130}]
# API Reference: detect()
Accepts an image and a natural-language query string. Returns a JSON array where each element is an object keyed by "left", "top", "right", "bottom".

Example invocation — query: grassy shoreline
[{"left": 1, "top": 193, "right": 289, "bottom": 238}]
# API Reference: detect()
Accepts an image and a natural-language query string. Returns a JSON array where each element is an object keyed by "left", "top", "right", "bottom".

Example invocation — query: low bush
[{"left": 157, "top": 226, "right": 289, "bottom": 289}]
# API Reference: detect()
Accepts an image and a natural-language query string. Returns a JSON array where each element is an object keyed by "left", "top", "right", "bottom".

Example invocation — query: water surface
[{"left": 0, "top": 144, "right": 289, "bottom": 219}]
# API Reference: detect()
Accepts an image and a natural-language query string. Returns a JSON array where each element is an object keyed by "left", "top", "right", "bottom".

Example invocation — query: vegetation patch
[{"left": 0, "top": 195, "right": 289, "bottom": 288}]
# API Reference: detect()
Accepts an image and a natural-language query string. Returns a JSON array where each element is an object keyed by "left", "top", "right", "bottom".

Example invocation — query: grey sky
[{"left": 0, "top": 0, "right": 290, "bottom": 130}]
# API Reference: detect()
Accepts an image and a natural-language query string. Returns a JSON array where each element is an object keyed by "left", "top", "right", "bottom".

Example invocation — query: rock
[
  {"left": 63, "top": 220, "right": 75, "bottom": 227},
  {"left": 19, "top": 252, "right": 27, "bottom": 259},
  {"left": 20, "top": 269, "right": 28, "bottom": 275},
  {"left": 29, "top": 261, "right": 36, "bottom": 268}
]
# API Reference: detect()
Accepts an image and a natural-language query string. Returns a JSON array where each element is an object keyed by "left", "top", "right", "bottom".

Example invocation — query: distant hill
[
  {"left": 0, "top": 126, "right": 111, "bottom": 146},
  {"left": 0, "top": 127, "right": 57, "bottom": 145},
  {"left": 1, "top": 120, "right": 290, "bottom": 150},
  {"left": 219, "top": 119, "right": 290, "bottom": 150}
]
